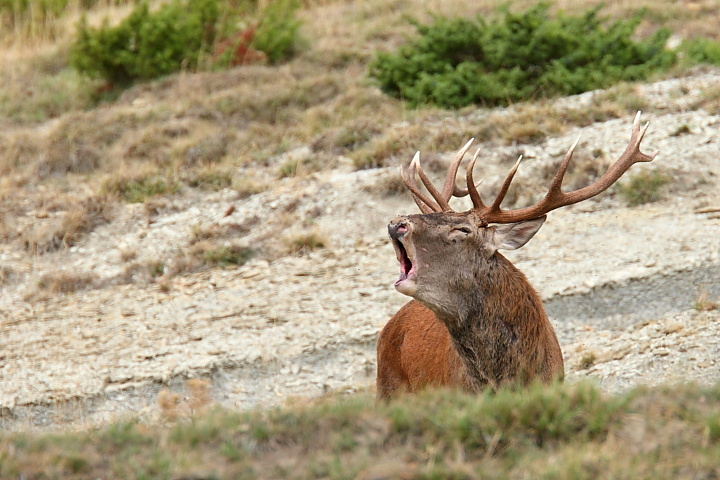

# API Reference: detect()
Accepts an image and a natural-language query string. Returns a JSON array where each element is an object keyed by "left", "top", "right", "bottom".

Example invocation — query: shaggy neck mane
[{"left": 429, "top": 252, "right": 548, "bottom": 390}]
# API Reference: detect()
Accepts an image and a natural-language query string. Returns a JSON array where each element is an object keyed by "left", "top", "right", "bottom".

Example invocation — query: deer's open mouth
[{"left": 391, "top": 236, "right": 418, "bottom": 295}]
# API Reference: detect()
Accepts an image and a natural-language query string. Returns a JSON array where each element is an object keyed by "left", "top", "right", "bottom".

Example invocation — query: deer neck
[{"left": 427, "top": 252, "right": 547, "bottom": 390}]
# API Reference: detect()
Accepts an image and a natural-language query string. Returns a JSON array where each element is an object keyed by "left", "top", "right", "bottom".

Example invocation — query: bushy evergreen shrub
[
  {"left": 369, "top": 4, "right": 680, "bottom": 108},
  {"left": 70, "top": 0, "right": 303, "bottom": 86},
  {"left": 252, "top": 0, "right": 302, "bottom": 64},
  {"left": 70, "top": 0, "right": 220, "bottom": 86},
  {"left": 213, "top": 0, "right": 303, "bottom": 67},
  {"left": 680, "top": 37, "right": 720, "bottom": 65}
]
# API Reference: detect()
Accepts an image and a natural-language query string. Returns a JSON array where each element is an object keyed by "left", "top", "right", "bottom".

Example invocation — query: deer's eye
[{"left": 453, "top": 227, "right": 472, "bottom": 235}]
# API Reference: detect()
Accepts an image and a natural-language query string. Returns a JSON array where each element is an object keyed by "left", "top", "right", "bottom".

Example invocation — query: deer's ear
[{"left": 489, "top": 216, "right": 546, "bottom": 251}]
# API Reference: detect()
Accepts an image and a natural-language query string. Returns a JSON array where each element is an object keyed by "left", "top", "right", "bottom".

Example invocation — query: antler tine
[
  {"left": 400, "top": 153, "right": 441, "bottom": 214},
  {"left": 399, "top": 139, "right": 476, "bottom": 214},
  {"left": 547, "top": 135, "right": 581, "bottom": 197},
  {"left": 489, "top": 155, "right": 523, "bottom": 211},
  {"left": 441, "top": 138, "right": 475, "bottom": 200},
  {"left": 471, "top": 111, "right": 658, "bottom": 224},
  {"left": 466, "top": 147, "right": 485, "bottom": 209},
  {"left": 414, "top": 154, "right": 453, "bottom": 212},
  {"left": 629, "top": 111, "right": 658, "bottom": 162}
]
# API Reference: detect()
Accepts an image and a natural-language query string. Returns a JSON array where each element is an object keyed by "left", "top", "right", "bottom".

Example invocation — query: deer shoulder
[{"left": 377, "top": 112, "right": 658, "bottom": 400}]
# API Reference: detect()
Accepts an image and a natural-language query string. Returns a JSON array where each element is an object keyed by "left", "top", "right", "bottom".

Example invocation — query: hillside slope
[{"left": 2, "top": 68, "right": 719, "bottom": 428}]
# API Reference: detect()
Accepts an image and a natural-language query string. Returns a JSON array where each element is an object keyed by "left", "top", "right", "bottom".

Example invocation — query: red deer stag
[{"left": 377, "top": 112, "right": 658, "bottom": 399}]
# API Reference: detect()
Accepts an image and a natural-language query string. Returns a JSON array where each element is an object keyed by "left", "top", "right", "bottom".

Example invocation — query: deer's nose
[{"left": 388, "top": 218, "right": 410, "bottom": 239}]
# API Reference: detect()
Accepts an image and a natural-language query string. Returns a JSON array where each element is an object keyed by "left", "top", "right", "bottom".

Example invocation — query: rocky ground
[{"left": 1, "top": 70, "right": 719, "bottom": 430}]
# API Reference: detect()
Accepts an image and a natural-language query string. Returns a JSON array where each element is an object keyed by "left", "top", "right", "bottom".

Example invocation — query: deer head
[{"left": 388, "top": 112, "right": 658, "bottom": 314}]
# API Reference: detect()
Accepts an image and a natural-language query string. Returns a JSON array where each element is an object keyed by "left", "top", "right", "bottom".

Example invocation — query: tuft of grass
[
  {"left": 185, "top": 165, "right": 234, "bottom": 191},
  {"left": 694, "top": 288, "right": 719, "bottom": 312},
  {"left": 37, "top": 271, "right": 96, "bottom": 294},
  {"left": 616, "top": 168, "right": 673, "bottom": 206},
  {"left": 21, "top": 195, "right": 115, "bottom": 254},
  {"left": 278, "top": 157, "right": 302, "bottom": 178},
  {"left": 201, "top": 244, "right": 255, "bottom": 267},
  {"left": 671, "top": 124, "right": 692, "bottom": 136},
  {"left": 159, "top": 379, "right": 213, "bottom": 423},
  {"left": 232, "top": 177, "right": 267, "bottom": 199},
  {"left": 183, "top": 134, "right": 228, "bottom": 166},
  {"left": 0, "top": 265, "right": 15, "bottom": 285},
  {"left": 579, "top": 351, "right": 597, "bottom": 370},
  {"left": 349, "top": 123, "right": 430, "bottom": 170},
  {"left": 592, "top": 83, "right": 650, "bottom": 115},
  {"left": 285, "top": 231, "right": 327, "bottom": 254},
  {"left": 277, "top": 152, "right": 326, "bottom": 179},
  {"left": 363, "top": 174, "right": 409, "bottom": 198},
  {"left": 120, "top": 259, "right": 166, "bottom": 284},
  {"left": 101, "top": 169, "right": 179, "bottom": 203}
]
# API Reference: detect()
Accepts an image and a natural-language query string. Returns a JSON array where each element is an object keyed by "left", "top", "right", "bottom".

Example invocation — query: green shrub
[
  {"left": 680, "top": 37, "right": 720, "bottom": 65},
  {"left": 102, "top": 172, "right": 179, "bottom": 203},
  {"left": 616, "top": 169, "right": 672, "bottom": 206},
  {"left": 201, "top": 245, "right": 254, "bottom": 267},
  {"left": 70, "top": 0, "right": 303, "bottom": 85},
  {"left": 369, "top": 4, "right": 681, "bottom": 108},
  {"left": 70, "top": 0, "right": 220, "bottom": 86},
  {"left": 252, "top": 0, "right": 303, "bottom": 64}
]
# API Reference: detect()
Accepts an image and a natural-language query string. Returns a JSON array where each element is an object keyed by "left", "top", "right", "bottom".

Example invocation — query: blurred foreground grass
[{"left": 1, "top": 380, "right": 719, "bottom": 479}]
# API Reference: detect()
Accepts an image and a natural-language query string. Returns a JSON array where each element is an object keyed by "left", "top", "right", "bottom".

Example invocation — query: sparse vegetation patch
[
  {"left": 694, "top": 287, "right": 719, "bottom": 312},
  {"left": 617, "top": 168, "right": 672, "bottom": 206},
  {"left": 285, "top": 231, "right": 327, "bottom": 254},
  {"left": 37, "top": 270, "right": 96, "bottom": 294},
  {"left": 201, "top": 244, "right": 254, "bottom": 267},
  {"left": 101, "top": 169, "right": 179, "bottom": 203}
]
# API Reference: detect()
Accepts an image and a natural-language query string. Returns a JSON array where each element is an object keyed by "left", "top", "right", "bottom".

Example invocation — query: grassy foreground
[{"left": 1, "top": 381, "right": 719, "bottom": 479}]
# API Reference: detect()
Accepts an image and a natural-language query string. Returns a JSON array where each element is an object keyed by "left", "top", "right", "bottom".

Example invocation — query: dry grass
[
  {"left": 284, "top": 230, "right": 327, "bottom": 255},
  {"left": 363, "top": 173, "right": 410, "bottom": 198},
  {"left": 36, "top": 270, "right": 97, "bottom": 294},
  {"left": 2, "top": 381, "right": 720, "bottom": 479},
  {"left": 190, "top": 221, "right": 259, "bottom": 245},
  {"left": 617, "top": 168, "right": 673, "bottom": 206},
  {"left": 183, "top": 165, "right": 234, "bottom": 191},
  {"left": 0, "top": 132, "right": 42, "bottom": 176},
  {"left": 232, "top": 177, "right": 268, "bottom": 198},
  {"left": 117, "top": 259, "right": 165, "bottom": 285},
  {"left": 163, "top": 240, "right": 255, "bottom": 277},
  {"left": 694, "top": 287, "right": 719, "bottom": 312},
  {"left": 579, "top": 351, "right": 598, "bottom": 370},
  {"left": 0, "top": 265, "right": 15, "bottom": 285},
  {"left": 20, "top": 194, "right": 115, "bottom": 254},
  {"left": 157, "top": 379, "right": 213, "bottom": 422},
  {"left": 0, "top": 50, "right": 101, "bottom": 126},
  {"left": 100, "top": 166, "right": 179, "bottom": 204},
  {"left": 689, "top": 84, "right": 720, "bottom": 114}
]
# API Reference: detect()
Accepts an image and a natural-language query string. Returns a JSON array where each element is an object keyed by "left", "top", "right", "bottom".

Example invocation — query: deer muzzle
[{"left": 388, "top": 217, "right": 418, "bottom": 296}]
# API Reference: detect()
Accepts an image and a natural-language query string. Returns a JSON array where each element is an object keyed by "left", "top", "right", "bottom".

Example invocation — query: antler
[
  {"left": 400, "top": 139, "right": 475, "bottom": 213},
  {"left": 402, "top": 111, "right": 659, "bottom": 223}
]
